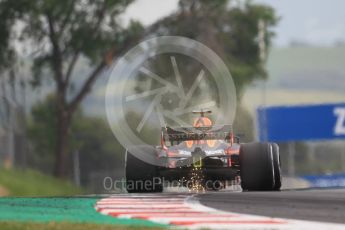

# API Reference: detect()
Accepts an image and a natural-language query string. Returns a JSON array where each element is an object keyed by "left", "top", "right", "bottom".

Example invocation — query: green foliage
[
  {"left": 233, "top": 105, "right": 254, "bottom": 142},
  {"left": 150, "top": 0, "right": 278, "bottom": 96},
  {"left": 126, "top": 0, "right": 278, "bottom": 136},
  {"left": 28, "top": 95, "right": 124, "bottom": 182},
  {"left": 0, "top": 0, "right": 142, "bottom": 86},
  {"left": 0, "top": 4, "right": 15, "bottom": 72},
  {"left": 0, "top": 0, "right": 144, "bottom": 177},
  {"left": 71, "top": 115, "right": 125, "bottom": 185},
  {"left": 1, "top": 0, "right": 279, "bottom": 178},
  {"left": 0, "top": 168, "right": 82, "bottom": 196},
  {"left": 28, "top": 95, "right": 57, "bottom": 172}
]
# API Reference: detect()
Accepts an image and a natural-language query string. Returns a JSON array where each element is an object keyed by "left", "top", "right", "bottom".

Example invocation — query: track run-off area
[{"left": 0, "top": 189, "right": 345, "bottom": 229}]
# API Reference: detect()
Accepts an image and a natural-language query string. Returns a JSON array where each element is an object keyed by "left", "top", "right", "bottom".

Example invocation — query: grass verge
[
  {"left": 0, "top": 221, "right": 163, "bottom": 230},
  {"left": 0, "top": 197, "right": 166, "bottom": 228},
  {"left": 0, "top": 168, "right": 82, "bottom": 196}
]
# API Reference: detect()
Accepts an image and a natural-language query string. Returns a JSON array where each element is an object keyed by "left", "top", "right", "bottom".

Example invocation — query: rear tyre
[
  {"left": 240, "top": 142, "right": 275, "bottom": 191},
  {"left": 271, "top": 143, "right": 282, "bottom": 191},
  {"left": 125, "top": 146, "right": 163, "bottom": 193}
]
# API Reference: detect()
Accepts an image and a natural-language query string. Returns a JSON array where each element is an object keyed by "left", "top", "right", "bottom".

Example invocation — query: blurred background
[{"left": 0, "top": 0, "right": 344, "bottom": 196}]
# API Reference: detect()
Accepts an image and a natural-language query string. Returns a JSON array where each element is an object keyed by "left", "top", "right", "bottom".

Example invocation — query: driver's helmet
[{"left": 193, "top": 116, "right": 213, "bottom": 127}]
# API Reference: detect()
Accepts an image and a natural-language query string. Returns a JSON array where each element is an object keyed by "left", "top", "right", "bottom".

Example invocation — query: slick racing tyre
[
  {"left": 125, "top": 146, "right": 163, "bottom": 193},
  {"left": 240, "top": 142, "right": 276, "bottom": 191},
  {"left": 271, "top": 143, "right": 282, "bottom": 191}
]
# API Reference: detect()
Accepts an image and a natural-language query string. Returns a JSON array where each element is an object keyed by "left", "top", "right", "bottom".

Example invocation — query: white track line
[{"left": 95, "top": 194, "right": 345, "bottom": 229}]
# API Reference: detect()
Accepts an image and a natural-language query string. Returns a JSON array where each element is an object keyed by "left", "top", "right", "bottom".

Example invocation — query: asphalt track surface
[{"left": 198, "top": 188, "right": 345, "bottom": 224}]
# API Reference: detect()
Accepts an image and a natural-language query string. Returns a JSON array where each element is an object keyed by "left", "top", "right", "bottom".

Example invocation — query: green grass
[
  {"left": 0, "top": 168, "right": 83, "bottom": 196},
  {"left": 0, "top": 221, "right": 163, "bottom": 230},
  {"left": 0, "top": 169, "right": 167, "bottom": 228},
  {"left": 0, "top": 197, "right": 165, "bottom": 228}
]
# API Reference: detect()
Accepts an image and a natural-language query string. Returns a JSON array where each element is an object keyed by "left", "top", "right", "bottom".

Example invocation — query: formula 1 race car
[{"left": 125, "top": 110, "right": 282, "bottom": 192}]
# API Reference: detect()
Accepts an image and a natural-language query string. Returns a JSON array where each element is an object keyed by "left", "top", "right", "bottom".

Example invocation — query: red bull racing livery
[{"left": 125, "top": 110, "right": 282, "bottom": 192}]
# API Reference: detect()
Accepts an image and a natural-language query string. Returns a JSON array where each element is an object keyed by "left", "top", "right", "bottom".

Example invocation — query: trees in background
[
  {"left": 28, "top": 95, "right": 124, "bottom": 184},
  {"left": 0, "top": 5, "right": 26, "bottom": 169},
  {"left": 28, "top": 95, "right": 56, "bottom": 173},
  {"left": 0, "top": 0, "right": 144, "bottom": 177},
  {"left": 149, "top": 0, "right": 278, "bottom": 96},
  {"left": 145, "top": 0, "right": 278, "bottom": 139},
  {"left": 0, "top": 0, "right": 279, "bottom": 179}
]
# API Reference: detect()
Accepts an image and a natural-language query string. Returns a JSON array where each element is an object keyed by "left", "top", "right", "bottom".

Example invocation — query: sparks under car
[{"left": 125, "top": 110, "right": 282, "bottom": 192}]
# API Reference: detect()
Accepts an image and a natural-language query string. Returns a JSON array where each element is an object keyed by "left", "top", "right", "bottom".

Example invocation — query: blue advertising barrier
[
  {"left": 301, "top": 173, "right": 345, "bottom": 188},
  {"left": 257, "top": 103, "right": 345, "bottom": 142}
]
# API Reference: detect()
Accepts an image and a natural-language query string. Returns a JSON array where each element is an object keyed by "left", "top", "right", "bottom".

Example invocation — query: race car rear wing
[{"left": 162, "top": 125, "right": 233, "bottom": 142}]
